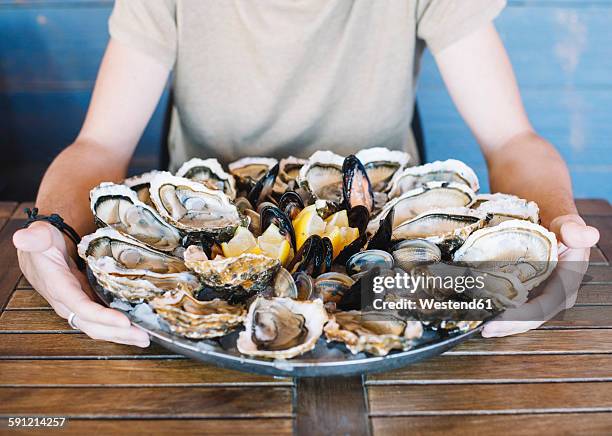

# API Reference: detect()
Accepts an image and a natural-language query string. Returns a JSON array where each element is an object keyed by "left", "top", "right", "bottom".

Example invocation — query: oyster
[
  {"left": 175, "top": 158, "right": 237, "bottom": 199},
  {"left": 78, "top": 228, "right": 198, "bottom": 302},
  {"left": 90, "top": 183, "right": 182, "bottom": 253},
  {"left": 392, "top": 207, "right": 489, "bottom": 254},
  {"left": 274, "top": 156, "right": 308, "bottom": 194},
  {"left": 369, "top": 182, "right": 476, "bottom": 235},
  {"left": 229, "top": 157, "right": 278, "bottom": 190},
  {"left": 453, "top": 220, "right": 558, "bottom": 291},
  {"left": 185, "top": 251, "right": 280, "bottom": 303},
  {"left": 324, "top": 311, "right": 423, "bottom": 356},
  {"left": 473, "top": 193, "right": 539, "bottom": 226},
  {"left": 123, "top": 170, "right": 162, "bottom": 207},
  {"left": 237, "top": 297, "right": 328, "bottom": 359},
  {"left": 150, "top": 290, "right": 246, "bottom": 339},
  {"left": 355, "top": 147, "right": 411, "bottom": 192},
  {"left": 388, "top": 159, "right": 480, "bottom": 198},
  {"left": 298, "top": 150, "right": 345, "bottom": 203},
  {"left": 150, "top": 172, "right": 242, "bottom": 241}
]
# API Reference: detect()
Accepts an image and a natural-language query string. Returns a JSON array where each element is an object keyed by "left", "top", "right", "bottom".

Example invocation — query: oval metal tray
[{"left": 89, "top": 269, "right": 484, "bottom": 378}]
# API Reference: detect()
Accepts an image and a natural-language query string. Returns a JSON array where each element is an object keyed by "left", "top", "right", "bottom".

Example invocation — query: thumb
[
  {"left": 549, "top": 214, "right": 600, "bottom": 249},
  {"left": 13, "top": 222, "right": 55, "bottom": 253}
]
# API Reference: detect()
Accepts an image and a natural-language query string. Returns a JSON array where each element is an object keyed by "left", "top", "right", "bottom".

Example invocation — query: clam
[
  {"left": 388, "top": 159, "right": 479, "bottom": 198},
  {"left": 294, "top": 271, "right": 315, "bottom": 300},
  {"left": 392, "top": 239, "right": 442, "bottom": 272},
  {"left": 90, "top": 183, "right": 182, "bottom": 254},
  {"left": 324, "top": 311, "right": 423, "bottom": 356},
  {"left": 150, "top": 290, "right": 246, "bottom": 339},
  {"left": 473, "top": 193, "right": 539, "bottom": 226},
  {"left": 185, "top": 252, "right": 280, "bottom": 304},
  {"left": 392, "top": 207, "right": 489, "bottom": 254},
  {"left": 150, "top": 172, "right": 243, "bottom": 242},
  {"left": 314, "top": 272, "right": 355, "bottom": 304},
  {"left": 273, "top": 268, "right": 298, "bottom": 299},
  {"left": 175, "top": 158, "right": 237, "bottom": 199},
  {"left": 453, "top": 219, "right": 558, "bottom": 291},
  {"left": 78, "top": 228, "right": 199, "bottom": 303},
  {"left": 237, "top": 297, "right": 328, "bottom": 359},
  {"left": 346, "top": 250, "right": 394, "bottom": 277},
  {"left": 298, "top": 150, "right": 345, "bottom": 203},
  {"left": 355, "top": 147, "right": 411, "bottom": 192}
]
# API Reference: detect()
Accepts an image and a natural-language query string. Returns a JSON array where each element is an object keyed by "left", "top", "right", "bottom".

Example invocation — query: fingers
[
  {"left": 482, "top": 320, "right": 543, "bottom": 338},
  {"left": 13, "top": 222, "right": 54, "bottom": 253},
  {"left": 72, "top": 316, "right": 150, "bottom": 348},
  {"left": 550, "top": 214, "right": 600, "bottom": 249}
]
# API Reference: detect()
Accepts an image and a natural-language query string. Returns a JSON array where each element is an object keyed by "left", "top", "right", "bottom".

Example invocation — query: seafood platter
[{"left": 82, "top": 148, "right": 559, "bottom": 376}]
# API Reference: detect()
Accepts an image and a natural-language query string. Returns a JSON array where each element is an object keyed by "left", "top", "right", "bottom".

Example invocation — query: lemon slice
[
  {"left": 324, "top": 226, "right": 360, "bottom": 259},
  {"left": 324, "top": 210, "right": 349, "bottom": 232},
  {"left": 293, "top": 205, "right": 326, "bottom": 249},
  {"left": 258, "top": 224, "right": 293, "bottom": 265},
  {"left": 221, "top": 226, "right": 258, "bottom": 258}
]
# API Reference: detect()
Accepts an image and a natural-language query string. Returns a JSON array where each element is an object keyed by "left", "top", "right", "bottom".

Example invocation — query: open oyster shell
[
  {"left": 237, "top": 297, "right": 328, "bottom": 359},
  {"left": 150, "top": 172, "right": 242, "bottom": 241},
  {"left": 355, "top": 147, "right": 411, "bottom": 192},
  {"left": 472, "top": 193, "right": 539, "bottom": 226},
  {"left": 229, "top": 157, "right": 278, "bottom": 191},
  {"left": 324, "top": 311, "right": 423, "bottom": 356},
  {"left": 185, "top": 252, "right": 280, "bottom": 303},
  {"left": 79, "top": 228, "right": 198, "bottom": 303},
  {"left": 123, "top": 170, "right": 163, "bottom": 207},
  {"left": 90, "top": 183, "right": 182, "bottom": 254},
  {"left": 388, "top": 159, "right": 480, "bottom": 198},
  {"left": 453, "top": 219, "right": 558, "bottom": 291},
  {"left": 150, "top": 290, "right": 246, "bottom": 339},
  {"left": 176, "top": 158, "right": 237, "bottom": 199},
  {"left": 297, "top": 150, "right": 345, "bottom": 203}
]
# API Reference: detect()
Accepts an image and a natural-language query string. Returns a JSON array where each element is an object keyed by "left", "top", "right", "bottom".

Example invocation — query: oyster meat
[
  {"left": 90, "top": 183, "right": 182, "bottom": 253},
  {"left": 79, "top": 228, "right": 198, "bottom": 302},
  {"left": 185, "top": 252, "right": 280, "bottom": 303},
  {"left": 355, "top": 147, "right": 411, "bottom": 192},
  {"left": 324, "top": 311, "right": 423, "bottom": 356},
  {"left": 298, "top": 150, "right": 345, "bottom": 203},
  {"left": 388, "top": 159, "right": 480, "bottom": 198},
  {"left": 453, "top": 219, "right": 558, "bottom": 291},
  {"left": 237, "top": 297, "right": 328, "bottom": 359},
  {"left": 473, "top": 193, "right": 539, "bottom": 226},
  {"left": 150, "top": 290, "right": 246, "bottom": 339},
  {"left": 176, "top": 158, "right": 237, "bottom": 199},
  {"left": 150, "top": 172, "right": 242, "bottom": 241}
]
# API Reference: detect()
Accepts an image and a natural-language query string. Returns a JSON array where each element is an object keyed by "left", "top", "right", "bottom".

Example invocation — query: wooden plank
[
  {"left": 584, "top": 265, "right": 612, "bottom": 284},
  {"left": 368, "top": 354, "right": 612, "bottom": 383},
  {"left": 5, "top": 290, "right": 51, "bottom": 309},
  {"left": 0, "top": 360, "right": 289, "bottom": 386},
  {"left": 590, "top": 246, "right": 608, "bottom": 265},
  {"left": 0, "top": 386, "right": 293, "bottom": 418},
  {"left": 541, "top": 306, "right": 612, "bottom": 328},
  {"left": 576, "top": 284, "right": 612, "bottom": 305},
  {"left": 0, "top": 215, "right": 28, "bottom": 312},
  {"left": 577, "top": 199, "right": 612, "bottom": 216},
  {"left": 0, "top": 310, "right": 71, "bottom": 331},
  {"left": 0, "top": 333, "right": 179, "bottom": 358},
  {"left": 15, "top": 276, "right": 32, "bottom": 290},
  {"left": 371, "top": 414, "right": 612, "bottom": 436},
  {"left": 296, "top": 376, "right": 369, "bottom": 436},
  {"left": 0, "top": 418, "right": 293, "bottom": 436},
  {"left": 368, "top": 382, "right": 612, "bottom": 415},
  {"left": 453, "top": 329, "right": 612, "bottom": 354},
  {"left": 0, "top": 202, "right": 18, "bottom": 219}
]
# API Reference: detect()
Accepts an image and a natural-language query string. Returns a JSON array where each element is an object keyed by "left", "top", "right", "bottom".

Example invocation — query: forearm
[
  {"left": 487, "top": 131, "right": 577, "bottom": 227},
  {"left": 36, "top": 138, "right": 131, "bottom": 238}
]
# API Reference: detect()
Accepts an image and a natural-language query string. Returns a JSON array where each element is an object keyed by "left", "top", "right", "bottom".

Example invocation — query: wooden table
[{"left": 1, "top": 200, "right": 611, "bottom": 435}]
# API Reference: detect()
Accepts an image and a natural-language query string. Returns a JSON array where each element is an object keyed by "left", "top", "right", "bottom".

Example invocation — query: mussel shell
[
  {"left": 259, "top": 204, "right": 296, "bottom": 249},
  {"left": 293, "top": 272, "right": 315, "bottom": 301},
  {"left": 347, "top": 205, "right": 370, "bottom": 234},
  {"left": 279, "top": 191, "right": 304, "bottom": 220},
  {"left": 391, "top": 239, "right": 442, "bottom": 272},
  {"left": 346, "top": 250, "right": 395, "bottom": 276},
  {"left": 342, "top": 155, "right": 374, "bottom": 213},
  {"left": 321, "top": 237, "right": 334, "bottom": 273},
  {"left": 367, "top": 207, "right": 394, "bottom": 251},
  {"left": 248, "top": 163, "right": 280, "bottom": 208},
  {"left": 287, "top": 235, "right": 325, "bottom": 277}
]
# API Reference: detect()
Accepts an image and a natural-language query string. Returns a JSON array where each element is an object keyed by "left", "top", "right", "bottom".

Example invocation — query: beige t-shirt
[{"left": 109, "top": 0, "right": 505, "bottom": 170}]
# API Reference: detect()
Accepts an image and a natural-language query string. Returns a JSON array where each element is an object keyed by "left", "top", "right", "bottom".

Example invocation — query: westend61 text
[{"left": 372, "top": 298, "right": 495, "bottom": 311}]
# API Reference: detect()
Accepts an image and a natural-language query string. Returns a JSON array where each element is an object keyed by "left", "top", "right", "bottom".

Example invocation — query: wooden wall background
[{"left": 1, "top": 0, "right": 611, "bottom": 200}]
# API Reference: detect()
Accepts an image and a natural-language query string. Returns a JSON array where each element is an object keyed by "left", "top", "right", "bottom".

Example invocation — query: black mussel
[
  {"left": 367, "top": 207, "right": 395, "bottom": 251},
  {"left": 334, "top": 233, "right": 368, "bottom": 266},
  {"left": 321, "top": 237, "right": 334, "bottom": 274},
  {"left": 279, "top": 191, "right": 304, "bottom": 220},
  {"left": 287, "top": 235, "right": 325, "bottom": 277},
  {"left": 248, "top": 163, "right": 280, "bottom": 208},
  {"left": 259, "top": 204, "right": 296, "bottom": 249},
  {"left": 336, "top": 277, "right": 363, "bottom": 311},
  {"left": 347, "top": 205, "right": 370, "bottom": 234},
  {"left": 342, "top": 155, "right": 374, "bottom": 213}
]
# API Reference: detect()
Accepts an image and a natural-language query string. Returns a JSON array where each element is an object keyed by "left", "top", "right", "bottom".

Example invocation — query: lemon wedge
[
  {"left": 258, "top": 224, "right": 293, "bottom": 265},
  {"left": 221, "top": 226, "right": 258, "bottom": 258},
  {"left": 293, "top": 204, "right": 326, "bottom": 249},
  {"left": 324, "top": 210, "right": 350, "bottom": 232}
]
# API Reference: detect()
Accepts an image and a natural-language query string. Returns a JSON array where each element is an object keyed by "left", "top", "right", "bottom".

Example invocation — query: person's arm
[
  {"left": 433, "top": 24, "right": 600, "bottom": 336},
  {"left": 13, "top": 38, "right": 170, "bottom": 346}
]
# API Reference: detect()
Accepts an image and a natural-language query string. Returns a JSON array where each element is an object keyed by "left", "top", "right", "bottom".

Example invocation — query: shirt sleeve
[
  {"left": 108, "top": 0, "right": 177, "bottom": 68},
  {"left": 417, "top": 0, "right": 506, "bottom": 54}
]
